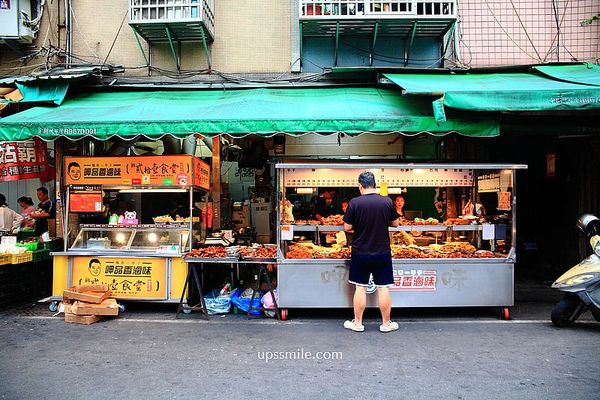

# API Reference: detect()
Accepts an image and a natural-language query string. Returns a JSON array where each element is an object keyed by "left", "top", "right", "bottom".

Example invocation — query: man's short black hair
[
  {"left": 89, "top": 258, "right": 101, "bottom": 267},
  {"left": 37, "top": 187, "right": 48, "bottom": 195},
  {"left": 358, "top": 172, "right": 376, "bottom": 189},
  {"left": 68, "top": 162, "right": 80, "bottom": 171}
]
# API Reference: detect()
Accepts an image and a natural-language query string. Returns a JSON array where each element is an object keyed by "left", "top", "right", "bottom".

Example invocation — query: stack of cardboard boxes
[{"left": 61, "top": 284, "right": 119, "bottom": 325}]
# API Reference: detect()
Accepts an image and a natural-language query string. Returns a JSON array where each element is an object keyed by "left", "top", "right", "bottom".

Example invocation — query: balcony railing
[
  {"left": 299, "top": 0, "right": 455, "bottom": 19},
  {"left": 129, "top": 0, "right": 215, "bottom": 41}
]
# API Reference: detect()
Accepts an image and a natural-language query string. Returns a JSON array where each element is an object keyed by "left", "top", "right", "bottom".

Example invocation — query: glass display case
[
  {"left": 275, "top": 163, "right": 527, "bottom": 315},
  {"left": 70, "top": 225, "right": 190, "bottom": 253}
]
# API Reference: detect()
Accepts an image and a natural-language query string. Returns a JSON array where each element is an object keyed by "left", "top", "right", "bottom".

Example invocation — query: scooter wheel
[
  {"left": 551, "top": 295, "right": 584, "bottom": 327},
  {"left": 500, "top": 307, "right": 510, "bottom": 320},
  {"left": 280, "top": 309, "right": 288, "bottom": 321}
]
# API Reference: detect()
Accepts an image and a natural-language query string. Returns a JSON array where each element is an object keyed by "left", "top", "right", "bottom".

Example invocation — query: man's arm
[
  {"left": 31, "top": 210, "right": 50, "bottom": 219},
  {"left": 390, "top": 218, "right": 400, "bottom": 227},
  {"left": 11, "top": 211, "right": 23, "bottom": 232},
  {"left": 343, "top": 222, "right": 353, "bottom": 233}
]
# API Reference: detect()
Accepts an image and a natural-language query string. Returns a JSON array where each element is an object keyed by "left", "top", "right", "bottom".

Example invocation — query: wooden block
[
  {"left": 64, "top": 313, "right": 101, "bottom": 325},
  {"left": 75, "top": 284, "right": 109, "bottom": 292},
  {"left": 72, "top": 299, "right": 119, "bottom": 316},
  {"left": 63, "top": 287, "right": 111, "bottom": 304}
]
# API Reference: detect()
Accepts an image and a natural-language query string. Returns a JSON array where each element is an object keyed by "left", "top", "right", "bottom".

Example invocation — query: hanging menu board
[{"left": 70, "top": 185, "right": 103, "bottom": 212}]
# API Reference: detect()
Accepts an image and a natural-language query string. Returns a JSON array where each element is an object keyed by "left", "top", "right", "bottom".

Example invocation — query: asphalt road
[{"left": 0, "top": 281, "right": 598, "bottom": 400}]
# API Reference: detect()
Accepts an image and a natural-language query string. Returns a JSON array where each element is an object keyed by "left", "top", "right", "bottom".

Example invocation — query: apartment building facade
[{"left": 1, "top": 1, "right": 598, "bottom": 78}]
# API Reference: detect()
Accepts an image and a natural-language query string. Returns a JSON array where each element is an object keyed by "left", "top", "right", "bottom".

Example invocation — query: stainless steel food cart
[{"left": 276, "top": 163, "right": 527, "bottom": 320}]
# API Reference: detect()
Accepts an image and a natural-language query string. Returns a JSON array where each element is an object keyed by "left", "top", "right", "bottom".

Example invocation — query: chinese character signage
[
  {"left": 390, "top": 269, "right": 437, "bottom": 291},
  {"left": 72, "top": 256, "right": 167, "bottom": 299},
  {"left": 64, "top": 155, "right": 210, "bottom": 189},
  {"left": 0, "top": 138, "right": 49, "bottom": 182}
]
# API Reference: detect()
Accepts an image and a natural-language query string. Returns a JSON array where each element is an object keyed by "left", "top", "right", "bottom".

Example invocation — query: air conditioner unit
[{"left": 0, "top": 0, "right": 34, "bottom": 43}]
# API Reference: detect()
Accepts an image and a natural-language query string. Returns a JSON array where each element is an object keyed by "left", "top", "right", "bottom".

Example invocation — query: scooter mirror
[{"left": 576, "top": 214, "right": 600, "bottom": 236}]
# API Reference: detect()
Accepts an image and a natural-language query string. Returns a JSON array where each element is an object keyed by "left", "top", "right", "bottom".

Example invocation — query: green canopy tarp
[
  {"left": 0, "top": 87, "right": 498, "bottom": 141},
  {"left": 0, "top": 81, "right": 69, "bottom": 105},
  {"left": 384, "top": 64, "right": 600, "bottom": 112}
]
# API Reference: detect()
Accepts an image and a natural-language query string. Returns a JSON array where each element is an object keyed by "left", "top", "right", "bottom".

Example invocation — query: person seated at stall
[
  {"left": 0, "top": 194, "right": 23, "bottom": 234},
  {"left": 17, "top": 196, "right": 36, "bottom": 228}
]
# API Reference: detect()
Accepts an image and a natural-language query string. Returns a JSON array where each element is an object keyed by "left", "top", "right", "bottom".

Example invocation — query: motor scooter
[{"left": 551, "top": 214, "right": 600, "bottom": 327}]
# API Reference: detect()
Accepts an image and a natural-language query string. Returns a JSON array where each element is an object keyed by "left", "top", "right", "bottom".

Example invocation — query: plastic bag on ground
[
  {"left": 230, "top": 288, "right": 263, "bottom": 315},
  {"left": 203, "top": 289, "right": 232, "bottom": 315}
]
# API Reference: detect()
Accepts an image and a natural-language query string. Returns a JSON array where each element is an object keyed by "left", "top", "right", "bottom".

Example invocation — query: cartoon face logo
[
  {"left": 67, "top": 162, "right": 81, "bottom": 181},
  {"left": 88, "top": 258, "right": 101, "bottom": 277},
  {"left": 124, "top": 211, "right": 137, "bottom": 220}
]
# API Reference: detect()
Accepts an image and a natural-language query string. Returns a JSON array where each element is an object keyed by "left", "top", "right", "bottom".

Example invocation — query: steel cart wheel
[
  {"left": 48, "top": 301, "right": 59, "bottom": 313},
  {"left": 280, "top": 309, "right": 288, "bottom": 321},
  {"left": 182, "top": 306, "right": 192, "bottom": 315},
  {"left": 118, "top": 303, "right": 126, "bottom": 313},
  {"left": 500, "top": 307, "right": 510, "bottom": 320}
]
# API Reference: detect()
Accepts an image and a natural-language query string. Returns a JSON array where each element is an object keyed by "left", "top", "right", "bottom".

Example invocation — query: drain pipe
[{"left": 65, "top": 0, "right": 72, "bottom": 67}]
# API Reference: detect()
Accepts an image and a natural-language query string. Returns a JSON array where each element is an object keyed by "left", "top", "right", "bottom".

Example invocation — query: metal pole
[
  {"left": 131, "top": 26, "right": 150, "bottom": 66},
  {"left": 370, "top": 21, "right": 379, "bottom": 67},
  {"left": 165, "top": 27, "right": 180, "bottom": 72},
  {"left": 199, "top": 25, "right": 212, "bottom": 72},
  {"left": 334, "top": 21, "right": 340, "bottom": 67},
  {"left": 404, "top": 21, "right": 417, "bottom": 67}
]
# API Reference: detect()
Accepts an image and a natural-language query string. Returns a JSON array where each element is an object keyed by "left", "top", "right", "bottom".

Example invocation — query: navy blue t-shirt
[{"left": 343, "top": 193, "right": 399, "bottom": 255}]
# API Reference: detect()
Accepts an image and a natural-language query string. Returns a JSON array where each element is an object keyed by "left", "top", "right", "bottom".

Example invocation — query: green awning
[
  {"left": 0, "top": 87, "right": 498, "bottom": 141},
  {"left": 533, "top": 64, "right": 600, "bottom": 86},
  {"left": 15, "top": 81, "right": 70, "bottom": 105},
  {"left": 384, "top": 64, "right": 600, "bottom": 112}
]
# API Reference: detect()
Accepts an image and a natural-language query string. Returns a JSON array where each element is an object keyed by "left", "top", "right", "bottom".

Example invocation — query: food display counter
[
  {"left": 48, "top": 155, "right": 210, "bottom": 311},
  {"left": 276, "top": 163, "right": 526, "bottom": 319}
]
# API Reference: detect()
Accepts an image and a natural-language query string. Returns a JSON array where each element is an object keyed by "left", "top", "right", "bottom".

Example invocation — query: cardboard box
[
  {"left": 71, "top": 299, "right": 119, "bottom": 316},
  {"left": 63, "top": 285, "right": 111, "bottom": 304},
  {"left": 64, "top": 313, "right": 101, "bottom": 325}
]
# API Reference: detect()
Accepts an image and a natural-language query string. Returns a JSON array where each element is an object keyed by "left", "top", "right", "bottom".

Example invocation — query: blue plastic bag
[
  {"left": 203, "top": 289, "right": 232, "bottom": 315},
  {"left": 230, "top": 288, "right": 263, "bottom": 315}
]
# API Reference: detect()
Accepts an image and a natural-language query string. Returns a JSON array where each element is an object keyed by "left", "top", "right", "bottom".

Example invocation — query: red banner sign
[{"left": 0, "top": 138, "right": 49, "bottom": 182}]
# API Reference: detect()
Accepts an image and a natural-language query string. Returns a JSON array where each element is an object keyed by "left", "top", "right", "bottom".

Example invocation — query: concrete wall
[
  {"left": 71, "top": 0, "right": 291, "bottom": 75},
  {"left": 458, "top": 0, "right": 600, "bottom": 67}
]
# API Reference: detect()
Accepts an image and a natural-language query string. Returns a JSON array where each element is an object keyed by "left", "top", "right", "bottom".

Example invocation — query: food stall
[
  {"left": 276, "top": 163, "right": 527, "bottom": 320},
  {"left": 48, "top": 155, "right": 210, "bottom": 311}
]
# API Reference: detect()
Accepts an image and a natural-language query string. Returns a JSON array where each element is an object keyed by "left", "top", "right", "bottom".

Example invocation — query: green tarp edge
[
  {"left": 3, "top": 81, "right": 70, "bottom": 105},
  {"left": 384, "top": 66, "right": 600, "bottom": 111},
  {"left": 534, "top": 64, "right": 600, "bottom": 87},
  {"left": 0, "top": 88, "right": 499, "bottom": 141}
]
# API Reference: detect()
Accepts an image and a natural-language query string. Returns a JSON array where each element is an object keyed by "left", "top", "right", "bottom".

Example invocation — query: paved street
[{"left": 1, "top": 280, "right": 598, "bottom": 400}]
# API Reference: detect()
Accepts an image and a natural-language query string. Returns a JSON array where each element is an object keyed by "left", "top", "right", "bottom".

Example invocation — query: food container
[
  {"left": 226, "top": 246, "right": 240, "bottom": 257},
  {"left": 16, "top": 242, "right": 38, "bottom": 251}
]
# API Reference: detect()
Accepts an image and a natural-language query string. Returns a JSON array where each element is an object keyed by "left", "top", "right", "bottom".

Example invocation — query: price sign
[
  {"left": 281, "top": 225, "right": 294, "bottom": 241},
  {"left": 498, "top": 192, "right": 511, "bottom": 211}
]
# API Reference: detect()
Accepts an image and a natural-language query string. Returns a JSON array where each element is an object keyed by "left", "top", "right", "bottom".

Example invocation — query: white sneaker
[
  {"left": 343, "top": 319, "right": 365, "bottom": 332},
  {"left": 379, "top": 321, "right": 399, "bottom": 333}
]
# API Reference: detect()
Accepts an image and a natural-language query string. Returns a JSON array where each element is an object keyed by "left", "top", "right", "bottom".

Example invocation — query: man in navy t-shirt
[{"left": 343, "top": 172, "right": 400, "bottom": 333}]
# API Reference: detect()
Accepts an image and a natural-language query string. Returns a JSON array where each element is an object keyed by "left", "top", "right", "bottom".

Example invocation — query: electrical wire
[
  {"left": 102, "top": 10, "right": 129, "bottom": 69},
  {"left": 482, "top": 0, "right": 542, "bottom": 62},
  {"left": 508, "top": 0, "right": 542, "bottom": 62},
  {"left": 70, "top": 0, "right": 102, "bottom": 63},
  {"left": 551, "top": 0, "right": 560, "bottom": 62}
]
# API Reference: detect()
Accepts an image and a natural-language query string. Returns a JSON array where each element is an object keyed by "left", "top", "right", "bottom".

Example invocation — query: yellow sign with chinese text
[
  {"left": 65, "top": 155, "right": 210, "bottom": 189},
  {"left": 72, "top": 257, "right": 167, "bottom": 299}
]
